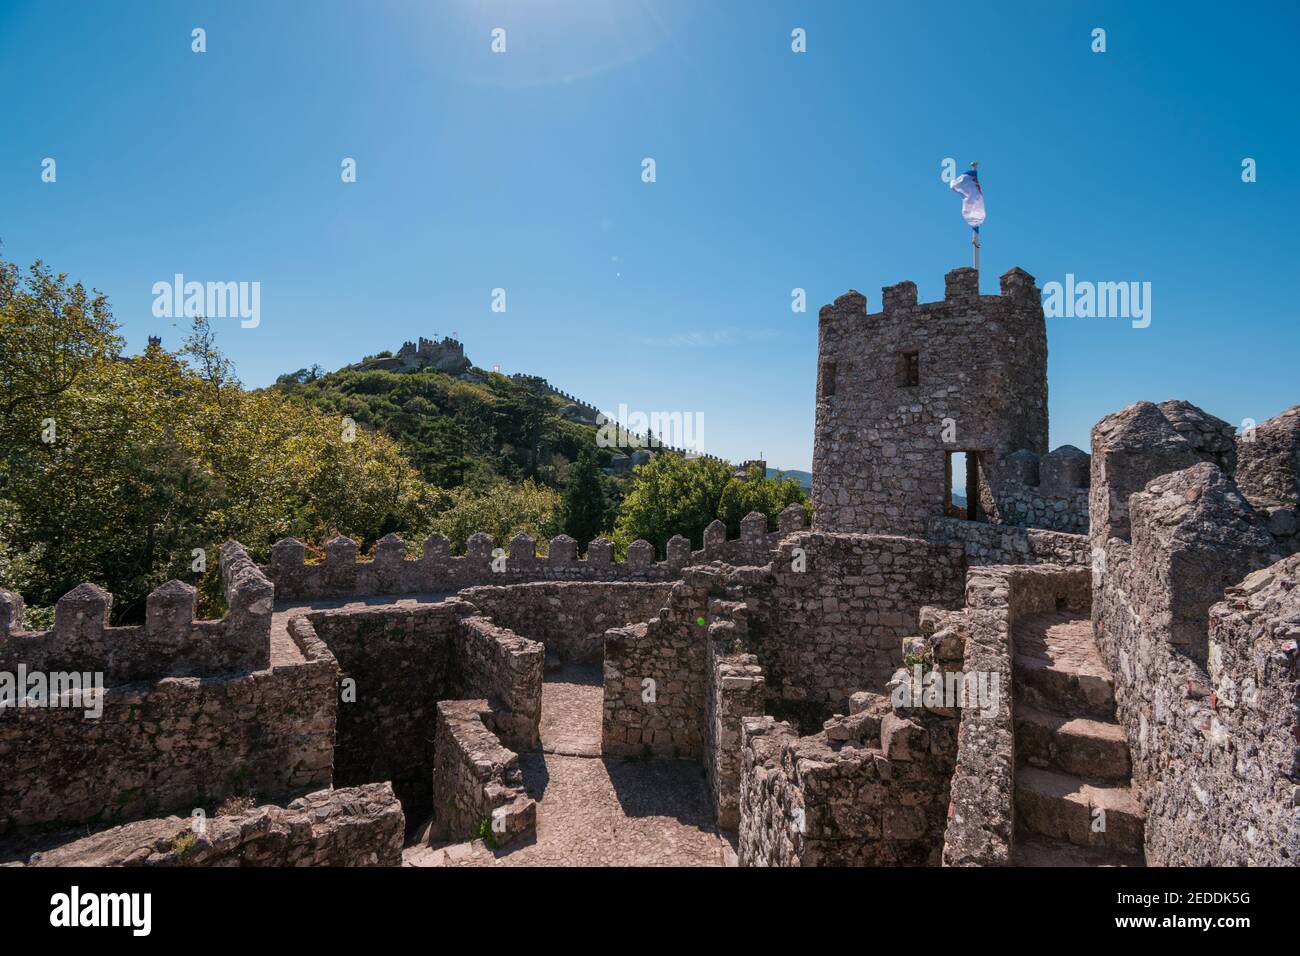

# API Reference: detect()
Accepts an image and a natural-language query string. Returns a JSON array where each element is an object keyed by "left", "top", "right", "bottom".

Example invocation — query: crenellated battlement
[
  {"left": 0, "top": 542, "right": 272, "bottom": 686},
  {"left": 0, "top": 542, "right": 332, "bottom": 837},
  {"left": 265, "top": 505, "right": 809, "bottom": 601},
  {"left": 817, "top": 267, "right": 1043, "bottom": 325}
]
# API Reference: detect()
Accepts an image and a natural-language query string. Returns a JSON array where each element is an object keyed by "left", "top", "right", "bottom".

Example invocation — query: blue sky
[{"left": 3, "top": 0, "right": 1296, "bottom": 472}]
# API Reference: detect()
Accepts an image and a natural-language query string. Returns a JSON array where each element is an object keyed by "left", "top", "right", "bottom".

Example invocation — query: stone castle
[
  {"left": 349, "top": 336, "right": 474, "bottom": 376},
  {"left": 2, "top": 266, "right": 1296, "bottom": 867}
]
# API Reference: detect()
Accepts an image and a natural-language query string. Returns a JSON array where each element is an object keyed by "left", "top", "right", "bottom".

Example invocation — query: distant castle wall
[
  {"left": 351, "top": 335, "right": 471, "bottom": 375},
  {"left": 263, "top": 506, "right": 809, "bottom": 602}
]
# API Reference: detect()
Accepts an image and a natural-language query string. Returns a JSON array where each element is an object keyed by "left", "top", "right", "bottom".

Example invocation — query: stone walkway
[
  {"left": 270, "top": 591, "right": 455, "bottom": 666},
  {"left": 539, "top": 663, "right": 604, "bottom": 756},
  {"left": 405, "top": 664, "right": 734, "bottom": 867}
]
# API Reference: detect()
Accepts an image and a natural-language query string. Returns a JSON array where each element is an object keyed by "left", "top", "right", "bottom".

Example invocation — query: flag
[{"left": 950, "top": 166, "right": 985, "bottom": 234}]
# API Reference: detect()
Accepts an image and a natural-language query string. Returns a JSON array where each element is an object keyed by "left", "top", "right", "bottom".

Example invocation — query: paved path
[
  {"left": 406, "top": 665, "right": 734, "bottom": 867},
  {"left": 539, "top": 664, "right": 603, "bottom": 757}
]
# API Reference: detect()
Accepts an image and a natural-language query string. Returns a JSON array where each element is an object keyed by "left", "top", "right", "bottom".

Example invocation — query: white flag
[{"left": 950, "top": 167, "right": 985, "bottom": 229}]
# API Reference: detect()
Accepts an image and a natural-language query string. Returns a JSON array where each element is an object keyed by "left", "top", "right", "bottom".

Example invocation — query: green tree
[
  {"left": 430, "top": 479, "right": 562, "bottom": 553},
  {"left": 614, "top": 454, "right": 734, "bottom": 556},
  {"left": 561, "top": 446, "right": 607, "bottom": 549},
  {"left": 716, "top": 465, "right": 810, "bottom": 535},
  {"left": 0, "top": 253, "right": 437, "bottom": 621}
]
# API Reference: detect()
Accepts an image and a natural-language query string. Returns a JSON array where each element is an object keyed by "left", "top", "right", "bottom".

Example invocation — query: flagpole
[{"left": 971, "top": 160, "right": 980, "bottom": 273}]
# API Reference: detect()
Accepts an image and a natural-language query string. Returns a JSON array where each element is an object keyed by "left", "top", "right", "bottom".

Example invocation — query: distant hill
[
  {"left": 270, "top": 361, "right": 610, "bottom": 492},
  {"left": 768, "top": 467, "right": 811, "bottom": 489}
]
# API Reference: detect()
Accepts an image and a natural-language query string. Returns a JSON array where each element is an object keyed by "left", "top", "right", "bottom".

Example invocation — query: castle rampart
[
  {"left": 1091, "top": 399, "right": 1298, "bottom": 865},
  {"left": 264, "top": 506, "right": 808, "bottom": 602},
  {"left": 0, "top": 544, "right": 336, "bottom": 836},
  {"left": 1, "top": 541, "right": 271, "bottom": 685}
]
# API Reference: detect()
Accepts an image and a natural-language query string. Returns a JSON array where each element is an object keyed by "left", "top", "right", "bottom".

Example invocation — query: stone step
[
  {"left": 1013, "top": 665, "right": 1118, "bottom": 717},
  {"left": 1014, "top": 706, "right": 1131, "bottom": 782},
  {"left": 1015, "top": 766, "right": 1143, "bottom": 853},
  {"left": 1012, "top": 613, "right": 1116, "bottom": 720},
  {"left": 1011, "top": 833, "right": 1144, "bottom": 867},
  {"left": 1013, "top": 652, "right": 1116, "bottom": 720}
]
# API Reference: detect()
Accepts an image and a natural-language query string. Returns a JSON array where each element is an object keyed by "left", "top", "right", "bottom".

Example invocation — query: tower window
[
  {"left": 946, "top": 450, "right": 985, "bottom": 522},
  {"left": 820, "top": 362, "right": 837, "bottom": 398},
  {"left": 897, "top": 350, "right": 919, "bottom": 387}
]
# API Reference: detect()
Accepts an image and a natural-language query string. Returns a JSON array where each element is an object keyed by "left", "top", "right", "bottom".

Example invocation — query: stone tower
[{"left": 812, "top": 266, "right": 1048, "bottom": 536}]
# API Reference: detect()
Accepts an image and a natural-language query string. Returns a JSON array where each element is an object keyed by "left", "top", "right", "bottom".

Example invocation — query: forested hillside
[{"left": 0, "top": 253, "right": 810, "bottom": 625}]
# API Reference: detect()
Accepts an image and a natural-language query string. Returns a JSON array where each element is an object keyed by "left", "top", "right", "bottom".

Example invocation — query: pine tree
[{"left": 561, "top": 446, "right": 607, "bottom": 550}]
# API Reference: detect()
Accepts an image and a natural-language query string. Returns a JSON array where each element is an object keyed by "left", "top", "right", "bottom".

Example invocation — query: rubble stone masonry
[
  {"left": 1093, "top": 403, "right": 1298, "bottom": 865},
  {"left": 302, "top": 598, "right": 542, "bottom": 822},
  {"left": 813, "top": 268, "right": 1049, "bottom": 537},
  {"left": 427, "top": 699, "right": 536, "bottom": 847},
  {"left": 25, "top": 784, "right": 404, "bottom": 867},
  {"left": 0, "top": 545, "right": 336, "bottom": 835},
  {"left": 458, "top": 581, "right": 674, "bottom": 664},
  {"left": 754, "top": 531, "right": 966, "bottom": 708},
  {"left": 941, "top": 564, "right": 1091, "bottom": 866}
]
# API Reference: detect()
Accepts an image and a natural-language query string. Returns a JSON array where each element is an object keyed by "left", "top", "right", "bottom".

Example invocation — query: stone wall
[
  {"left": 751, "top": 531, "right": 966, "bottom": 714},
  {"left": 24, "top": 783, "right": 404, "bottom": 867},
  {"left": 940, "top": 564, "right": 1090, "bottom": 866},
  {"left": 813, "top": 267, "right": 1048, "bottom": 537},
  {"left": 703, "top": 596, "right": 766, "bottom": 829},
  {"left": 1097, "top": 537, "right": 1296, "bottom": 865},
  {"left": 602, "top": 532, "right": 965, "bottom": 834},
  {"left": 458, "top": 581, "right": 674, "bottom": 664},
  {"left": 427, "top": 699, "right": 536, "bottom": 847},
  {"left": 0, "top": 541, "right": 272, "bottom": 686},
  {"left": 303, "top": 601, "right": 457, "bottom": 813},
  {"left": 264, "top": 505, "right": 807, "bottom": 602},
  {"left": 0, "top": 613, "right": 337, "bottom": 834},
  {"left": 1092, "top": 405, "right": 1297, "bottom": 865},
  {"left": 929, "top": 517, "right": 1090, "bottom": 567},
  {"left": 301, "top": 599, "right": 542, "bottom": 821},
  {"left": 452, "top": 616, "right": 544, "bottom": 752},
  {"left": 738, "top": 689, "right": 958, "bottom": 866},
  {"left": 1088, "top": 399, "right": 1237, "bottom": 552},
  {"left": 1236, "top": 405, "right": 1300, "bottom": 553},
  {"left": 602, "top": 569, "right": 720, "bottom": 759}
]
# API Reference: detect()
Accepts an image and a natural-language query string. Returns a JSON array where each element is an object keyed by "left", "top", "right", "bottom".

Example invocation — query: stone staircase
[{"left": 1010, "top": 612, "right": 1145, "bottom": 866}]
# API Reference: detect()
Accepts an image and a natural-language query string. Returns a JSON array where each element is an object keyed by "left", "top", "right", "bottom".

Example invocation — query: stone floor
[
  {"left": 539, "top": 663, "right": 604, "bottom": 756},
  {"left": 405, "top": 663, "right": 734, "bottom": 867}
]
